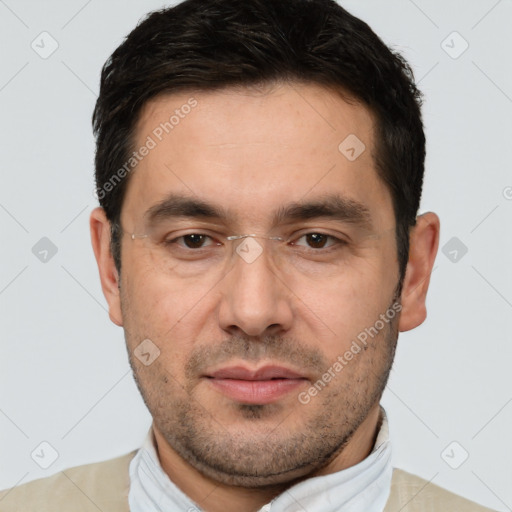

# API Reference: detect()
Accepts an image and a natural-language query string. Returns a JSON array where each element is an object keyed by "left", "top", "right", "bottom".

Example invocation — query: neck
[{"left": 152, "top": 404, "right": 382, "bottom": 512}]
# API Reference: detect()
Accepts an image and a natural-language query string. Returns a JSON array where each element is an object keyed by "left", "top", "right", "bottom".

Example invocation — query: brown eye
[
  {"left": 305, "top": 233, "right": 329, "bottom": 248},
  {"left": 182, "top": 234, "right": 209, "bottom": 248},
  {"left": 291, "top": 232, "right": 345, "bottom": 251}
]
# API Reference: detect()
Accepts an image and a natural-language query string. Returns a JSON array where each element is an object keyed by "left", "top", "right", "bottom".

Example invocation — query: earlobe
[
  {"left": 398, "top": 212, "right": 440, "bottom": 333},
  {"left": 90, "top": 207, "right": 123, "bottom": 326}
]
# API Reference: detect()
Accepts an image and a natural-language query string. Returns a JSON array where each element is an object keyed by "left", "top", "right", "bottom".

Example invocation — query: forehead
[{"left": 122, "top": 82, "right": 394, "bottom": 230}]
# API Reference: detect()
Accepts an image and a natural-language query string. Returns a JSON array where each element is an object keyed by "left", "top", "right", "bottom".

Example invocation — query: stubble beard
[{"left": 124, "top": 298, "right": 398, "bottom": 488}]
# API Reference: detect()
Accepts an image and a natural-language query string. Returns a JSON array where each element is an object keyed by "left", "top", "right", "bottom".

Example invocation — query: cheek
[
  {"left": 122, "top": 257, "right": 188, "bottom": 320},
  {"left": 120, "top": 268, "right": 213, "bottom": 363},
  {"left": 294, "top": 256, "right": 397, "bottom": 351}
]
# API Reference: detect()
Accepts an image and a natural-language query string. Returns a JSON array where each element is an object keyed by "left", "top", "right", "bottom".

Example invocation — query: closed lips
[{"left": 206, "top": 365, "right": 307, "bottom": 381}]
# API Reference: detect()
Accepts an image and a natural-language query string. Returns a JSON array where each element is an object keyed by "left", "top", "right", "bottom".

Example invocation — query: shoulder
[
  {"left": 1, "top": 459, "right": 497, "bottom": 512},
  {"left": 385, "top": 468, "right": 496, "bottom": 512},
  {"left": 0, "top": 451, "right": 136, "bottom": 512}
]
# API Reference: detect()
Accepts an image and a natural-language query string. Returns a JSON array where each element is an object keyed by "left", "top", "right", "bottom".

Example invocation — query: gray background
[{"left": 1, "top": 0, "right": 511, "bottom": 510}]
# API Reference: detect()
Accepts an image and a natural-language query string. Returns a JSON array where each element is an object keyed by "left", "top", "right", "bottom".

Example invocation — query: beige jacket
[{"left": 0, "top": 452, "right": 495, "bottom": 511}]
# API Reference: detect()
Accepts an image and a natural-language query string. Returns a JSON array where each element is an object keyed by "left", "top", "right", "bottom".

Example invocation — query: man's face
[{"left": 116, "top": 83, "right": 400, "bottom": 486}]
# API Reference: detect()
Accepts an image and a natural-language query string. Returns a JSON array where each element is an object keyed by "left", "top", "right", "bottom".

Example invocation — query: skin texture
[{"left": 91, "top": 82, "right": 440, "bottom": 512}]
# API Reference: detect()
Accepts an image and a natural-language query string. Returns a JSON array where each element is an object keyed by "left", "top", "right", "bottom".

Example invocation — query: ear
[
  {"left": 398, "top": 212, "right": 440, "bottom": 332},
  {"left": 90, "top": 207, "right": 123, "bottom": 326}
]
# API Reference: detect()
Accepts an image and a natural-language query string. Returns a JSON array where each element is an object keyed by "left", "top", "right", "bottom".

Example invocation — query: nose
[{"left": 217, "top": 240, "right": 294, "bottom": 337}]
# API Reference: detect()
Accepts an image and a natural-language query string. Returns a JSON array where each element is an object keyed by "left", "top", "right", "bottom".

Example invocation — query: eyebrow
[
  {"left": 145, "top": 194, "right": 225, "bottom": 224},
  {"left": 273, "top": 196, "right": 373, "bottom": 229},
  {"left": 144, "top": 193, "right": 373, "bottom": 230}
]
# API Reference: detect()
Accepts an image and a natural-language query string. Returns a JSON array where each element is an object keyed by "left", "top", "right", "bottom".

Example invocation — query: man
[{"left": 0, "top": 0, "right": 496, "bottom": 511}]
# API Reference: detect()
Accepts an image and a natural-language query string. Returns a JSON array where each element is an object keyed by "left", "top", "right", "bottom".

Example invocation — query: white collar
[{"left": 129, "top": 407, "right": 392, "bottom": 512}]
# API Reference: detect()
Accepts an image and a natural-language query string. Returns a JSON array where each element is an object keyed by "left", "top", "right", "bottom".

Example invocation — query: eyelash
[{"left": 163, "top": 232, "right": 348, "bottom": 252}]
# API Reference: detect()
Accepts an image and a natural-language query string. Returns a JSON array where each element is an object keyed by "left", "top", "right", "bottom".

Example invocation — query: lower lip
[{"left": 207, "top": 378, "right": 306, "bottom": 404}]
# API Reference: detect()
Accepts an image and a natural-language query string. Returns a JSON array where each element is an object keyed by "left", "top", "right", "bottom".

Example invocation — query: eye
[
  {"left": 167, "top": 234, "right": 220, "bottom": 249},
  {"left": 292, "top": 233, "right": 344, "bottom": 250}
]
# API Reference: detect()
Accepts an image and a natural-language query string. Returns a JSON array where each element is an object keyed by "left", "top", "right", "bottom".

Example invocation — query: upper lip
[{"left": 207, "top": 365, "right": 306, "bottom": 381}]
